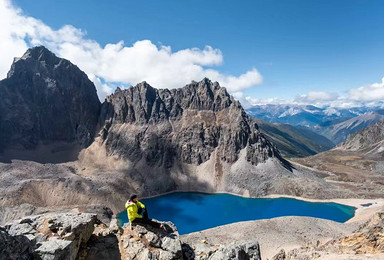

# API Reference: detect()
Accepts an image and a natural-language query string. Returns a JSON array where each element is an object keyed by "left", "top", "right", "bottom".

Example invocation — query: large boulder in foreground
[
  {"left": 1, "top": 210, "right": 187, "bottom": 260},
  {"left": 2, "top": 212, "right": 97, "bottom": 260},
  {"left": 118, "top": 221, "right": 183, "bottom": 260}
]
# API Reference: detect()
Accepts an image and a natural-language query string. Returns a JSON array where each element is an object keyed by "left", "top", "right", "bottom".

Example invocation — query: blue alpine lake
[{"left": 117, "top": 192, "right": 356, "bottom": 235}]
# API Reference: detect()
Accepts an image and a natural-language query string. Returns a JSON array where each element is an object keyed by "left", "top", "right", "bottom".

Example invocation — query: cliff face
[
  {"left": 341, "top": 118, "right": 384, "bottom": 154},
  {"left": 0, "top": 46, "right": 101, "bottom": 152},
  {"left": 98, "top": 79, "right": 281, "bottom": 168}
]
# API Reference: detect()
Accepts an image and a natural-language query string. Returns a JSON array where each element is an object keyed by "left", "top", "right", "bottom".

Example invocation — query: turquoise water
[{"left": 117, "top": 192, "right": 356, "bottom": 235}]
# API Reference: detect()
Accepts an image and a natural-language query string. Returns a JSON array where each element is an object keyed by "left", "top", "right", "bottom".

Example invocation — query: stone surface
[
  {"left": 98, "top": 79, "right": 283, "bottom": 168},
  {"left": 269, "top": 210, "right": 384, "bottom": 260},
  {"left": 0, "top": 226, "right": 33, "bottom": 260},
  {"left": 33, "top": 239, "right": 74, "bottom": 260},
  {"left": 321, "top": 212, "right": 384, "bottom": 255},
  {"left": 0, "top": 46, "right": 101, "bottom": 156},
  {"left": 1, "top": 212, "right": 97, "bottom": 260},
  {"left": 181, "top": 239, "right": 261, "bottom": 260},
  {"left": 119, "top": 220, "right": 183, "bottom": 260}
]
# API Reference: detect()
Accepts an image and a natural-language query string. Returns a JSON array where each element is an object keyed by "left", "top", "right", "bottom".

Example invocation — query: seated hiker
[{"left": 125, "top": 194, "right": 163, "bottom": 229}]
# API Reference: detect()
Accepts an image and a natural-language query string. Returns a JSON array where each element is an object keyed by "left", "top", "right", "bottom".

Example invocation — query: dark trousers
[{"left": 132, "top": 208, "right": 161, "bottom": 229}]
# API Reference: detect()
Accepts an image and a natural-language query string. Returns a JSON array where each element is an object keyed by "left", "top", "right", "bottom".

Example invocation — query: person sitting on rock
[{"left": 125, "top": 194, "right": 163, "bottom": 229}]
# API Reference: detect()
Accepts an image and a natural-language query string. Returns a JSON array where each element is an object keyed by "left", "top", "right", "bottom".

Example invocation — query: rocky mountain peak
[
  {"left": 8, "top": 46, "right": 76, "bottom": 79},
  {"left": 98, "top": 78, "right": 283, "bottom": 168},
  {"left": 172, "top": 78, "right": 234, "bottom": 112},
  {"left": 20, "top": 45, "right": 57, "bottom": 62},
  {"left": 0, "top": 46, "right": 101, "bottom": 154}
]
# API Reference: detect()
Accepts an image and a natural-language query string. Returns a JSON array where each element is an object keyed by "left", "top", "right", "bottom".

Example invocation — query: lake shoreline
[
  {"left": 137, "top": 189, "right": 384, "bottom": 224},
  {"left": 180, "top": 194, "right": 384, "bottom": 259}
]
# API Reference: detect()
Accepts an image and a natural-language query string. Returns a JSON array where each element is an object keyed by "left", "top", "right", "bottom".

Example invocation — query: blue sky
[{"left": 4, "top": 0, "right": 384, "bottom": 106}]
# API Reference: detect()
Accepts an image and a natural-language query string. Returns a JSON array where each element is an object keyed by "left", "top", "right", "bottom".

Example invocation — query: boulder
[
  {"left": 2, "top": 212, "right": 97, "bottom": 260},
  {"left": 0, "top": 226, "right": 33, "bottom": 259},
  {"left": 182, "top": 239, "right": 261, "bottom": 260},
  {"left": 119, "top": 220, "right": 183, "bottom": 260},
  {"left": 209, "top": 240, "right": 261, "bottom": 260}
]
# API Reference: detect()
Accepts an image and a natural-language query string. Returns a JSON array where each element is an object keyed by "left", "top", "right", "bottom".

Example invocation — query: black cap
[{"left": 129, "top": 194, "right": 137, "bottom": 200}]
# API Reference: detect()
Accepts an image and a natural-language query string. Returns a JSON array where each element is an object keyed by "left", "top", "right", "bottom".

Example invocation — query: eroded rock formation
[
  {"left": 0, "top": 46, "right": 101, "bottom": 153},
  {"left": 98, "top": 79, "right": 282, "bottom": 168}
]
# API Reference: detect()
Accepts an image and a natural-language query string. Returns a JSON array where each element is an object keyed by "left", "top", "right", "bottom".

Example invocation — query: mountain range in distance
[
  {"left": 247, "top": 104, "right": 384, "bottom": 145},
  {"left": 253, "top": 118, "right": 335, "bottom": 158}
]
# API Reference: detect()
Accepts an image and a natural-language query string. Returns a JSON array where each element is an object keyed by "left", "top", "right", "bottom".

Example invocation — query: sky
[{"left": 1, "top": 0, "right": 384, "bottom": 107}]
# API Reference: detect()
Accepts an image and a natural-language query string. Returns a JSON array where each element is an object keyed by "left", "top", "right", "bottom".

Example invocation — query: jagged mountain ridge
[
  {"left": 98, "top": 79, "right": 282, "bottom": 168},
  {"left": 0, "top": 46, "right": 101, "bottom": 155}
]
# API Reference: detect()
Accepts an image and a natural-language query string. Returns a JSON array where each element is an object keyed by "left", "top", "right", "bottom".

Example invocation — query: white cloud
[
  {"left": 0, "top": 0, "right": 263, "bottom": 101},
  {"left": 295, "top": 91, "right": 338, "bottom": 102},
  {"left": 244, "top": 88, "right": 384, "bottom": 109},
  {"left": 87, "top": 74, "right": 113, "bottom": 101},
  {"left": 348, "top": 77, "right": 384, "bottom": 101},
  {"left": 245, "top": 97, "right": 289, "bottom": 106}
]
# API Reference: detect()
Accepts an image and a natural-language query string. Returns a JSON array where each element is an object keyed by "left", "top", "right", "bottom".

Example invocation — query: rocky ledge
[
  {"left": 270, "top": 211, "right": 384, "bottom": 260},
  {"left": 0, "top": 211, "right": 261, "bottom": 260},
  {"left": 1, "top": 212, "right": 97, "bottom": 259}
]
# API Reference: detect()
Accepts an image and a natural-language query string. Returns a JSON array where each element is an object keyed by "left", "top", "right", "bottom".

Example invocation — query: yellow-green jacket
[{"left": 125, "top": 200, "right": 146, "bottom": 222}]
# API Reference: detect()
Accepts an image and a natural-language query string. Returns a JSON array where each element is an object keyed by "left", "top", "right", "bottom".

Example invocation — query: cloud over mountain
[
  {"left": 0, "top": 0, "right": 262, "bottom": 101},
  {"left": 244, "top": 79, "right": 384, "bottom": 109},
  {"left": 295, "top": 91, "right": 339, "bottom": 102},
  {"left": 348, "top": 77, "right": 384, "bottom": 101}
]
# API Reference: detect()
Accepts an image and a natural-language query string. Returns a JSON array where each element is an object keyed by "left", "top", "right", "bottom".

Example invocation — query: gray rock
[
  {"left": 181, "top": 243, "right": 195, "bottom": 260},
  {"left": 120, "top": 219, "right": 183, "bottom": 260},
  {"left": 108, "top": 218, "right": 123, "bottom": 235},
  {"left": 77, "top": 234, "right": 121, "bottom": 260},
  {"left": 2, "top": 212, "right": 97, "bottom": 260},
  {"left": 0, "top": 227, "right": 33, "bottom": 260},
  {"left": 184, "top": 240, "right": 261, "bottom": 260},
  {"left": 161, "top": 236, "right": 180, "bottom": 255},
  {"left": 34, "top": 239, "right": 74, "bottom": 260},
  {"left": 0, "top": 46, "right": 100, "bottom": 156},
  {"left": 99, "top": 78, "right": 284, "bottom": 168},
  {"left": 145, "top": 230, "right": 161, "bottom": 247},
  {"left": 8, "top": 222, "right": 36, "bottom": 236}
]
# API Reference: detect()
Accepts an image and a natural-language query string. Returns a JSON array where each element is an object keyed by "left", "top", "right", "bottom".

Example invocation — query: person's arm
[
  {"left": 128, "top": 205, "right": 142, "bottom": 219},
  {"left": 137, "top": 201, "right": 146, "bottom": 209}
]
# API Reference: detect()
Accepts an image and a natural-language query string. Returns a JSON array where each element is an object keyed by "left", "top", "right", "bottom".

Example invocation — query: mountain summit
[
  {"left": 97, "top": 78, "right": 283, "bottom": 168},
  {"left": 0, "top": 46, "right": 101, "bottom": 153}
]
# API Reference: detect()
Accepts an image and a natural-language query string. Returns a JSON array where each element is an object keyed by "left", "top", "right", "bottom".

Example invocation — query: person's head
[{"left": 129, "top": 194, "right": 138, "bottom": 202}]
